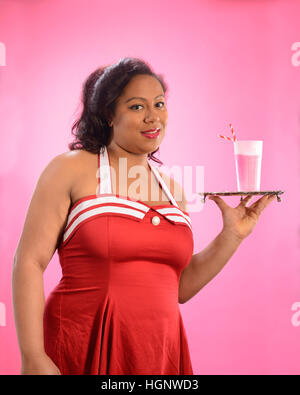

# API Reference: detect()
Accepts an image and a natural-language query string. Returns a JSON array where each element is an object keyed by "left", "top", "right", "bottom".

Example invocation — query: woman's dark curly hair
[{"left": 68, "top": 57, "right": 168, "bottom": 165}]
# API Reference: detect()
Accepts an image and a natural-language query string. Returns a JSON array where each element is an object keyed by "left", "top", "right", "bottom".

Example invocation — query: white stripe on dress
[
  {"left": 67, "top": 195, "right": 150, "bottom": 227},
  {"left": 160, "top": 215, "right": 192, "bottom": 230},
  {"left": 155, "top": 207, "right": 191, "bottom": 225},
  {"left": 64, "top": 205, "right": 148, "bottom": 243}
]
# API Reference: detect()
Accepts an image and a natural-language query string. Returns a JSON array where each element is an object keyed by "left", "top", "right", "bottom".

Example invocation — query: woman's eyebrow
[{"left": 125, "top": 94, "right": 165, "bottom": 103}]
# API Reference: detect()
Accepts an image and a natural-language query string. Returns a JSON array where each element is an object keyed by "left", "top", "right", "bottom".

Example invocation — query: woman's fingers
[
  {"left": 208, "top": 195, "right": 230, "bottom": 211},
  {"left": 209, "top": 193, "right": 277, "bottom": 213},
  {"left": 239, "top": 195, "right": 253, "bottom": 206},
  {"left": 248, "top": 194, "right": 276, "bottom": 216}
]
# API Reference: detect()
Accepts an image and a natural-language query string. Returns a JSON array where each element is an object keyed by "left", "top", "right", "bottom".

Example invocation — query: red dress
[{"left": 44, "top": 146, "right": 194, "bottom": 375}]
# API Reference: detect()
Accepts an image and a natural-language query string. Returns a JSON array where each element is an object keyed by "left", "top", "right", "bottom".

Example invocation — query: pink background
[{"left": 1, "top": 0, "right": 300, "bottom": 374}]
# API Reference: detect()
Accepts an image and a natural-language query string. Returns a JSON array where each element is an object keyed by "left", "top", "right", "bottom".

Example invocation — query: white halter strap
[
  {"left": 147, "top": 161, "right": 179, "bottom": 208},
  {"left": 99, "top": 146, "right": 112, "bottom": 194}
]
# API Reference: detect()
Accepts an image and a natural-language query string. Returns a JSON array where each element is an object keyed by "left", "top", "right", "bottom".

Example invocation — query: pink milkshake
[{"left": 233, "top": 141, "right": 263, "bottom": 191}]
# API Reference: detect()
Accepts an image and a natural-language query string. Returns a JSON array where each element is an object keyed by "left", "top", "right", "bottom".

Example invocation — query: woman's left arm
[{"left": 178, "top": 193, "right": 277, "bottom": 304}]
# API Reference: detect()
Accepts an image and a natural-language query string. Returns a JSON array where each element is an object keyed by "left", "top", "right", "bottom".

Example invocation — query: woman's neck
[{"left": 107, "top": 143, "right": 150, "bottom": 169}]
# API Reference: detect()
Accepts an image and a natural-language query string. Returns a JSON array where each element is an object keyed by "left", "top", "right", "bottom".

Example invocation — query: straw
[
  {"left": 217, "top": 123, "right": 238, "bottom": 142},
  {"left": 217, "top": 134, "right": 233, "bottom": 141},
  {"left": 229, "top": 123, "right": 237, "bottom": 142}
]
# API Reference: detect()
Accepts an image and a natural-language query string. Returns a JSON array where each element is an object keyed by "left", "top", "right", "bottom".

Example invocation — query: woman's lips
[{"left": 141, "top": 128, "right": 160, "bottom": 139}]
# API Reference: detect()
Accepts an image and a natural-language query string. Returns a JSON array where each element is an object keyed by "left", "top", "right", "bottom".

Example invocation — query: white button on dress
[{"left": 152, "top": 216, "right": 160, "bottom": 226}]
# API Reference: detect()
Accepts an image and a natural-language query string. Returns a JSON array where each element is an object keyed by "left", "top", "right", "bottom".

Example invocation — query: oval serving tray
[{"left": 198, "top": 190, "right": 284, "bottom": 203}]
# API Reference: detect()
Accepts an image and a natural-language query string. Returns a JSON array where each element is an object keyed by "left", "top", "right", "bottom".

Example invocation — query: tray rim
[
  {"left": 198, "top": 190, "right": 284, "bottom": 202},
  {"left": 198, "top": 190, "right": 284, "bottom": 195}
]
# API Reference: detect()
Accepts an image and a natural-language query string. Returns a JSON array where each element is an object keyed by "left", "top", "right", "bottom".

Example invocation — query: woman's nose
[{"left": 144, "top": 108, "right": 160, "bottom": 123}]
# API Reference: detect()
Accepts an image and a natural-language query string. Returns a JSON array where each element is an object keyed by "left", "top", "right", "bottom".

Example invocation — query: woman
[{"left": 12, "top": 57, "right": 276, "bottom": 375}]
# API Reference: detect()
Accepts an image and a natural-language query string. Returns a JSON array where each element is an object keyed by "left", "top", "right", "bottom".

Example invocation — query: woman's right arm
[{"left": 12, "top": 152, "right": 76, "bottom": 375}]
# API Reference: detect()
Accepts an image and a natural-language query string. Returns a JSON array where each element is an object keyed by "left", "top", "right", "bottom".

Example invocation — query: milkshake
[{"left": 233, "top": 141, "right": 263, "bottom": 191}]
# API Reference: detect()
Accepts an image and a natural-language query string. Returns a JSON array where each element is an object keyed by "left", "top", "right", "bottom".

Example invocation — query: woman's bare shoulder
[
  {"left": 38, "top": 149, "right": 93, "bottom": 191},
  {"left": 50, "top": 149, "right": 94, "bottom": 170},
  {"left": 56, "top": 148, "right": 92, "bottom": 162}
]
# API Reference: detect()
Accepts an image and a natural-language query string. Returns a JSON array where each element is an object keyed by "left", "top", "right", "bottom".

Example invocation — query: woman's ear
[{"left": 104, "top": 109, "right": 113, "bottom": 127}]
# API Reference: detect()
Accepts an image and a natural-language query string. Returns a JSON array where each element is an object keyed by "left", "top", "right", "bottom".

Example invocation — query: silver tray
[{"left": 198, "top": 190, "right": 284, "bottom": 203}]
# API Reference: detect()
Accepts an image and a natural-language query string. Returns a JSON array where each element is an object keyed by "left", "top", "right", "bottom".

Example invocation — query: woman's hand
[
  {"left": 21, "top": 352, "right": 61, "bottom": 375},
  {"left": 208, "top": 193, "right": 277, "bottom": 241}
]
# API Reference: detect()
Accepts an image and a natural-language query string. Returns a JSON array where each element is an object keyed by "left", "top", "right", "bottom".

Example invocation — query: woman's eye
[
  {"left": 130, "top": 104, "right": 143, "bottom": 110},
  {"left": 130, "top": 102, "right": 165, "bottom": 110}
]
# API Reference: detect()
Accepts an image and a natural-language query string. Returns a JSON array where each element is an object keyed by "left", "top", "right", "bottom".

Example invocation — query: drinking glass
[{"left": 234, "top": 140, "right": 263, "bottom": 191}]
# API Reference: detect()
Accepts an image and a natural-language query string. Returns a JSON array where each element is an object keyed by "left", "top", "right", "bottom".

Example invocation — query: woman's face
[{"left": 108, "top": 74, "right": 168, "bottom": 155}]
